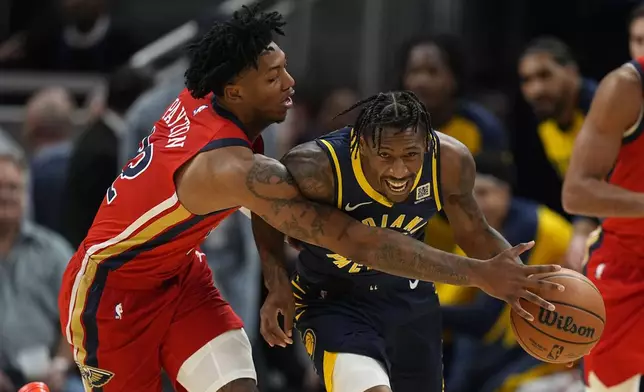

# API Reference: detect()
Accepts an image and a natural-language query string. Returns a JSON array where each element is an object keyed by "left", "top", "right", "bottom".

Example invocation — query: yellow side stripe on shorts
[{"left": 323, "top": 351, "right": 338, "bottom": 392}]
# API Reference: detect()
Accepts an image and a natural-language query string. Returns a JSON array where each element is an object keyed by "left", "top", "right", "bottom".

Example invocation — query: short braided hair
[{"left": 334, "top": 91, "right": 438, "bottom": 158}]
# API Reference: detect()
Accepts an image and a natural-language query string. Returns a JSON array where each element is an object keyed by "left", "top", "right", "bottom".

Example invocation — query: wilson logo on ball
[{"left": 538, "top": 308, "right": 596, "bottom": 339}]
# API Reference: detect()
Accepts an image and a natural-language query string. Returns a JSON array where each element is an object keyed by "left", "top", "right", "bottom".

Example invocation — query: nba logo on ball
[{"left": 510, "top": 268, "right": 607, "bottom": 364}]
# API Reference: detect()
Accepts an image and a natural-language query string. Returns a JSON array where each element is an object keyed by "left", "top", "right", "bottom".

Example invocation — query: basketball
[
  {"left": 18, "top": 382, "right": 50, "bottom": 392},
  {"left": 510, "top": 268, "right": 606, "bottom": 364}
]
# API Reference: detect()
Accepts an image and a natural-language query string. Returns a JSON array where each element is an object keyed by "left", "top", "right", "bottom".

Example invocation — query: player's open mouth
[
  {"left": 282, "top": 96, "right": 293, "bottom": 108},
  {"left": 384, "top": 179, "right": 409, "bottom": 194}
]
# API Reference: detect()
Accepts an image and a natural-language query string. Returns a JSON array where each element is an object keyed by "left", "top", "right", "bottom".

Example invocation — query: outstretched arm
[
  {"left": 439, "top": 135, "right": 515, "bottom": 260},
  {"left": 563, "top": 65, "right": 644, "bottom": 217},
  {"left": 176, "top": 143, "right": 562, "bottom": 318},
  {"left": 250, "top": 141, "right": 337, "bottom": 346},
  {"left": 437, "top": 135, "right": 561, "bottom": 312}
]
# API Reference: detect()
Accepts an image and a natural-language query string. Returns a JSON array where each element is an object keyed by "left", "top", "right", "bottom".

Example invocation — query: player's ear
[
  {"left": 224, "top": 84, "right": 243, "bottom": 103},
  {"left": 359, "top": 136, "right": 368, "bottom": 154}
]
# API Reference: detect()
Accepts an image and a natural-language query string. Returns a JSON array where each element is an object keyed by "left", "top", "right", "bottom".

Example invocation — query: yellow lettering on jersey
[
  {"left": 404, "top": 216, "right": 424, "bottom": 234},
  {"left": 362, "top": 218, "right": 376, "bottom": 227},
  {"left": 326, "top": 253, "right": 371, "bottom": 273},
  {"left": 327, "top": 254, "right": 352, "bottom": 269},
  {"left": 381, "top": 215, "right": 388, "bottom": 227},
  {"left": 390, "top": 214, "right": 406, "bottom": 229},
  {"left": 361, "top": 214, "right": 425, "bottom": 234}
]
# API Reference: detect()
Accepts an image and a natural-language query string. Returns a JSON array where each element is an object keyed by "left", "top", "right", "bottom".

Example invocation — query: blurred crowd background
[{"left": 0, "top": 0, "right": 641, "bottom": 391}]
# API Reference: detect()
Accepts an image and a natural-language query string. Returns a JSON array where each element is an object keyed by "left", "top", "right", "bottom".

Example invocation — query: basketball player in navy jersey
[{"left": 252, "top": 91, "right": 555, "bottom": 392}]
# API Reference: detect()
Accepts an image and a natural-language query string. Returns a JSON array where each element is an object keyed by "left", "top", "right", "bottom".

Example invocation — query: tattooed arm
[
  {"left": 438, "top": 134, "right": 515, "bottom": 260},
  {"left": 250, "top": 142, "right": 336, "bottom": 346},
  {"left": 251, "top": 141, "right": 336, "bottom": 288},
  {"left": 176, "top": 144, "right": 562, "bottom": 320}
]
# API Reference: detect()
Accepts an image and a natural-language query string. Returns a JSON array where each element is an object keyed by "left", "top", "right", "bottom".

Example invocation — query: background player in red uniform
[
  {"left": 563, "top": 57, "right": 644, "bottom": 391},
  {"left": 58, "top": 5, "right": 564, "bottom": 392}
]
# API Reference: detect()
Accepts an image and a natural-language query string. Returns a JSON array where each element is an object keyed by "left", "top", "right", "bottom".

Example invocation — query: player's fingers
[
  {"left": 260, "top": 307, "right": 285, "bottom": 347},
  {"left": 521, "top": 290, "right": 556, "bottom": 311},
  {"left": 282, "top": 307, "right": 295, "bottom": 342},
  {"left": 268, "top": 310, "right": 291, "bottom": 347},
  {"left": 511, "top": 299, "right": 535, "bottom": 321},
  {"left": 524, "top": 274, "right": 565, "bottom": 292},
  {"left": 521, "top": 264, "right": 562, "bottom": 275},
  {"left": 506, "top": 241, "right": 536, "bottom": 257}
]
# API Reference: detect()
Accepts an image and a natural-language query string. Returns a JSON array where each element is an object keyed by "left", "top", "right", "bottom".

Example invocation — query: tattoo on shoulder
[
  {"left": 281, "top": 143, "right": 335, "bottom": 203},
  {"left": 244, "top": 154, "right": 341, "bottom": 243}
]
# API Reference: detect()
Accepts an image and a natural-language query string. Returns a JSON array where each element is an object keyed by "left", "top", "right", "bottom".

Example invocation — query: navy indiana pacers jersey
[{"left": 297, "top": 127, "right": 443, "bottom": 288}]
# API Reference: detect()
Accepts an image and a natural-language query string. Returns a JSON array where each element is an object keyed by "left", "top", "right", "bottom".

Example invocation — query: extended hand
[{"left": 476, "top": 241, "right": 565, "bottom": 321}]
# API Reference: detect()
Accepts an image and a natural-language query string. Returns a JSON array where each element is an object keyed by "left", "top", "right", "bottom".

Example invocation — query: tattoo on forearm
[{"left": 373, "top": 242, "right": 470, "bottom": 285}]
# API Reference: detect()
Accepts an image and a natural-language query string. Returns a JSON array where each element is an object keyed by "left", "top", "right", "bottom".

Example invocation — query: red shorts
[
  {"left": 58, "top": 251, "right": 243, "bottom": 391},
  {"left": 583, "top": 243, "right": 644, "bottom": 388}
]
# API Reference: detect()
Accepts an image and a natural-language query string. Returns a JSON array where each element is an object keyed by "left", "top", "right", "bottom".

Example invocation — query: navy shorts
[{"left": 292, "top": 275, "right": 444, "bottom": 392}]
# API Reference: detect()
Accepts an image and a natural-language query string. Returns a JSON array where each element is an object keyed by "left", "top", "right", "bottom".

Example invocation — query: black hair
[
  {"left": 397, "top": 34, "right": 467, "bottom": 96},
  {"left": 629, "top": 2, "right": 644, "bottom": 27},
  {"left": 184, "top": 4, "right": 286, "bottom": 99},
  {"left": 521, "top": 36, "right": 576, "bottom": 66},
  {"left": 334, "top": 90, "right": 438, "bottom": 158},
  {"left": 474, "top": 151, "right": 516, "bottom": 188}
]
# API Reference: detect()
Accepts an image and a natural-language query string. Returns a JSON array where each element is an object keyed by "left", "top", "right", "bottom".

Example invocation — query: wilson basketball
[
  {"left": 18, "top": 382, "right": 50, "bottom": 392},
  {"left": 510, "top": 268, "right": 606, "bottom": 364}
]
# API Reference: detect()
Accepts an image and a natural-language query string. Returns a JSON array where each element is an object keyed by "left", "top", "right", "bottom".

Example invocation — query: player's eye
[
  {"left": 378, "top": 152, "right": 390, "bottom": 159},
  {"left": 405, "top": 152, "right": 419, "bottom": 158}
]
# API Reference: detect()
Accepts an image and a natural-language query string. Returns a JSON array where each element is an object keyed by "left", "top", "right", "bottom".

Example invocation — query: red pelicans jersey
[
  {"left": 77, "top": 88, "right": 264, "bottom": 284},
  {"left": 592, "top": 57, "right": 644, "bottom": 262}
]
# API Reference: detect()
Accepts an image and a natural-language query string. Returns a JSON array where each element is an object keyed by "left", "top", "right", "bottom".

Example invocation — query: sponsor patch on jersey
[{"left": 415, "top": 183, "right": 432, "bottom": 203}]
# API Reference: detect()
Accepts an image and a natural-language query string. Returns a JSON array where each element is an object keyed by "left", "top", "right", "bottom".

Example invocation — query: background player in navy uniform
[{"left": 252, "top": 91, "right": 562, "bottom": 392}]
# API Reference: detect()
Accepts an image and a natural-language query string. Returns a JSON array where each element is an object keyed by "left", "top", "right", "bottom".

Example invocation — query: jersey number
[{"left": 106, "top": 127, "right": 156, "bottom": 204}]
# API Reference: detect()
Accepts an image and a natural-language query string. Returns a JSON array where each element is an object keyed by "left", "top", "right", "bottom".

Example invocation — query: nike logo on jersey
[
  {"left": 345, "top": 201, "right": 373, "bottom": 211},
  {"left": 409, "top": 279, "right": 419, "bottom": 289}
]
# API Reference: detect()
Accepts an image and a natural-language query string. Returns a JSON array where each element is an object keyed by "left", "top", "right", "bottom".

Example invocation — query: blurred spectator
[
  {"left": 402, "top": 35, "right": 511, "bottom": 255},
  {"left": 399, "top": 35, "right": 509, "bottom": 155},
  {"left": 0, "top": 0, "right": 140, "bottom": 72},
  {"left": 630, "top": 3, "right": 644, "bottom": 59},
  {"left": 24, "top": 87, "right": 76, "bottom": 233},
  {"left": 439, "top": 152, "right": 574, "bottom": 392},
  {"left": 289, "top": 87, "right": 359, "bottom": 146},
  {"left": 0, "top": 145, "right": 80, "bottom": 392},
  {"left": 61, "top": 65, "right": 153, "bottom": 248},
  {"left": 517, "top": 36, "right": 599, "bottom": 271},
  {"left": 518, "top": 37, "right": 597, "bottom": 180},
  {"left": 120, "top": 61, "right": 186, "bottom": 164}
]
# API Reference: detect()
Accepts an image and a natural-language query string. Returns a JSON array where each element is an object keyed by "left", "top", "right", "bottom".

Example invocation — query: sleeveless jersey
[
  {"left": 595, "top": 57, "right": 644, "bottom": 260},
  {"left": 78, "top": 89, "right": 263, "bottom": 285},
  {"left": 297, "top": 127, "right": 443, "bottom": 288}
]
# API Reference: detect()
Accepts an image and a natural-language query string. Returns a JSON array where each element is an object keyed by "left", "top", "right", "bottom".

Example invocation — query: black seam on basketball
[
  {"left": 548, "top": 274, "right": 601, "bottom": 296},
  {"left": 511, "top": 319, "right": 541, "bottom": 358},
  {"left": 516, "top": 314, "right": 600, "bottom": 345},
  {"left": 546, "top": 300, "right": 605, "bottom": 324}
]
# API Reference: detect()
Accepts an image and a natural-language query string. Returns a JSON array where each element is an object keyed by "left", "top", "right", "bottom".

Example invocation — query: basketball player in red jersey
[
  {"left": 563, "top": 57, "right": 644, "bottom": 391},
  {"left": 58, "top": 5, "right": 564, "bottom": 392}
]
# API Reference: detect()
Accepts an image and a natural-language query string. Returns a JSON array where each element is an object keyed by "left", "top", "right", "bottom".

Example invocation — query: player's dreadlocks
[
  {"left": 184, "top": 4, "right": 286, "bottom": 99},
  {"left": 334, "top": 91, "right": 439, "bottom": 158}
]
